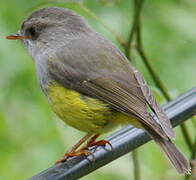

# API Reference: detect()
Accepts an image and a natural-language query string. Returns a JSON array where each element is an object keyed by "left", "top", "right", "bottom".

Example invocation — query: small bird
[{"left": 7, "top": 7, "right": 190, "bottom": 174}]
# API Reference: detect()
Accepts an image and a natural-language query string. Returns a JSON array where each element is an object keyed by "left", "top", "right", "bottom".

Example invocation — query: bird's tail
[{"left": 151, "top": 132, "right": 191, "bottom": 174}]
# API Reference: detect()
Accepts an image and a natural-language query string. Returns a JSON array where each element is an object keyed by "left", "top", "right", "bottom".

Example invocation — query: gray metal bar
[{"left": 29, "top": 88, "right": 196, "bottom": 180}]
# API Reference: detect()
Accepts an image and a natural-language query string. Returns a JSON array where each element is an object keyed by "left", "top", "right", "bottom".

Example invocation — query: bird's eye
[{"left": 26, "top": 27, "right": 38, "bottom": 40}]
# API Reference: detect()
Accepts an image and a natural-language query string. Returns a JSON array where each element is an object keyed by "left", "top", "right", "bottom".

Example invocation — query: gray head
[{"left": 6, "top": 7, "right": 92, "bottom": 57}]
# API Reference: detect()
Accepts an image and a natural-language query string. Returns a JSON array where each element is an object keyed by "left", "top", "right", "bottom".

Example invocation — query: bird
[{"left": 6, "top": 7, "right": 190, "bottom": 174}]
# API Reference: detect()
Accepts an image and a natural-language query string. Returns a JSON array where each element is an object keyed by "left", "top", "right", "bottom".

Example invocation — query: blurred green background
[{"left": 1, "top": 0, "right": 196, "bottom": 179}]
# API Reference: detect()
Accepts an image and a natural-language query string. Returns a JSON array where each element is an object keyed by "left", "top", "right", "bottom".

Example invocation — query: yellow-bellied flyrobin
[{"left": 6, "top": 7, "right": 190, "bottom": 174}]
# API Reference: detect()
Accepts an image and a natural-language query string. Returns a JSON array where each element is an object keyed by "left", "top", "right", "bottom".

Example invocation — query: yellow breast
[{"left": 46, "top": 82, "right": 142, "bottom": 133}]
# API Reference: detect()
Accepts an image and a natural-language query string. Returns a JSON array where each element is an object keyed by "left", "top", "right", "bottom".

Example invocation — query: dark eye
[{"left": 26, "top": 27, "right": 38, "bottom": 40}]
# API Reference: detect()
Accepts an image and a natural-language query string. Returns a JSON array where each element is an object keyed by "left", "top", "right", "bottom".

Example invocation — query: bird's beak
[{"left": 6, "top": 33, "right": 27, "bottom": 40}]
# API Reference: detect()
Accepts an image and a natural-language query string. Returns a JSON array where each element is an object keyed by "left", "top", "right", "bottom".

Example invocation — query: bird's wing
[
  {"left": 46, "top": 33, "right": 175, "bottom": 139},
  {"left": 81, "top": 71, "right": 175, "bottom": 139},
  {"left": 48, "top": 60, "right": 174, "bottom": 140},
  {"left": 133, "top": 70, "right": 175, "bottom": 138}
]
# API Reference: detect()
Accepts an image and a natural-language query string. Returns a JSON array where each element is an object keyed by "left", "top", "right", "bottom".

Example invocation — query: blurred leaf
[
  {"left": 150, "top": 86, "right": 167, "bottom": 104},
  {"left": 100, "top": 0, "right": 120, "bottom": 7}
]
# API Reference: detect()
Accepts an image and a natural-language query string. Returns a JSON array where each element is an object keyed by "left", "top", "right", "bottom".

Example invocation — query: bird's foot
[
  {"left": 83, "top": 134, "right": 113, "bottom": 150},
  {"left": 86, "top": 139, "right": 113, "bottom": 150},
  {"left": 55, "top": 149, "right": 94, "bottom": 164},
  {"left": 55, "top": 134, "right": 112, "bottom": 164}
]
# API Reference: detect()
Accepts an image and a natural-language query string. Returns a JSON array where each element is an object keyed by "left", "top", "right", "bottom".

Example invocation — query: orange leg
[
  {"left": 56, "top": 149, "right": 94, "bottom": 164},
  {"left": 56, "top": 133, "right": 93, "bottom": 164},
  {"left": 83, "top": 134, "right": 113, "bottom": 150},
  {"left": 56, "top": 133, "right": 113, "bottom": 164}
]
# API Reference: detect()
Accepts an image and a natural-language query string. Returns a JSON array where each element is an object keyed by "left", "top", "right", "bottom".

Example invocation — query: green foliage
[{"left": 0, "top": 0, "right": 195, "bottom": 179}]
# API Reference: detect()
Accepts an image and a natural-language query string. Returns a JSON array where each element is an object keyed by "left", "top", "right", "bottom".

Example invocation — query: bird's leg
[
  {"left": 56, "top": 133, "right": 93, "bottom": 163},
  {"left": 82, "top": 134, "right": 113, "bottom": 150},
  {"left": 67, "top": 133, "right": 93, "bottom": 153}
]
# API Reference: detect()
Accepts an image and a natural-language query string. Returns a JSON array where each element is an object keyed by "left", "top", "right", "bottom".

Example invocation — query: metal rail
[{"left": 29, "top": 88, "right": 196, "bottom": 180}]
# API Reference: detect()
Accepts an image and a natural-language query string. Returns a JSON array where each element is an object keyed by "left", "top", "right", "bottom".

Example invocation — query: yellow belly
[{"left": 46, "top": 82, "right": 142, "bottom": 133}]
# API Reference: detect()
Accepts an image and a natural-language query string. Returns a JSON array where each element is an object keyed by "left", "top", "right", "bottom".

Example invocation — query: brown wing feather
[
  {"left": 133, "top": 70, "right": 175, "bottom": 139},
  {"left": 48, "top": 57, "right": 170, "bottom": 140},
  {"left": 81, "top": 75, "right": 168, "bottom": 140},
  {"left": 46, "top": 32, "right": 174, "bottom": 140}
]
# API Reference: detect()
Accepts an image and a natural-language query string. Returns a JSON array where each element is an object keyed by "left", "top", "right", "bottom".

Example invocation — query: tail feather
[{"left": 152, "top": 133, "right": 191, "bottom": 174}]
